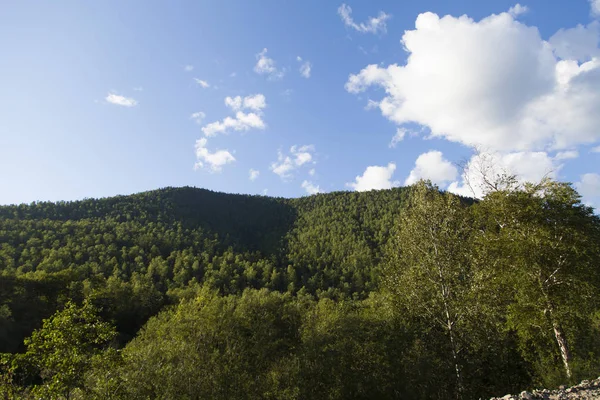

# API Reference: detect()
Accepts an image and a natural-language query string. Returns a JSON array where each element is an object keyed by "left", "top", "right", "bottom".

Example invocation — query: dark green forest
[{"left": 1, "top": 180, "right": 599, "bottom": 399}]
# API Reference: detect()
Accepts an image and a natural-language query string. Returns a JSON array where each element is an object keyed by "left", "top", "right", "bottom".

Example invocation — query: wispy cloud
[
  {"left": 190, "top": 111, "right": 206, "bottom": 124},
  {"left": 254, "top": 48, "right": 284, "bottom": 80},
  {"left": 301, "top": 180, "right": 321, "bottom": 195},
  {"left": 389, "top": 128, "right": 407, "bottom": 148},
  {"left": 337, "top": 3, "right": 391, "bottom": 34},
  {"left": 194, "top": 78, "right": 210, "bottom": 88},
  {"left": 249, "top": 169, "right": 260, "bottom": 181},
  {"left": 184, "top": 65, "right": 194, "bottom": 72},
  {"left": 297, "top": 56, "right": 312, "bottom": 78},
  {"left": 554, "top": 150, "right": 579, "bottom": 160},
  {"left": 271, "top": 145, "right": 316, "bottom": 180}
]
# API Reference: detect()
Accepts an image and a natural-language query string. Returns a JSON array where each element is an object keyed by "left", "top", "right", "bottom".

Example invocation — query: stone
[{"left": 519, "top": 391, "right": 533, "bottom": 399}]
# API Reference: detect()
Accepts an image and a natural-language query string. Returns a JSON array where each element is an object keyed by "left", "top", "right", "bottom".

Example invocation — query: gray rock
[{"left": 519, "top": 391, "right": 533, "bottom": 399}]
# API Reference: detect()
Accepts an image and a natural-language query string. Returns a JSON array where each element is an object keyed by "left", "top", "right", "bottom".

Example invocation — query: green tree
[
  {"left": 475, "top": 179, "right": 600, "bottom": 382},
  {"left": 20, "top": 301, "right": 116, "bottom": 399},
  {"left": 383, "top": 181, "right": 476, "bottom": 398}
]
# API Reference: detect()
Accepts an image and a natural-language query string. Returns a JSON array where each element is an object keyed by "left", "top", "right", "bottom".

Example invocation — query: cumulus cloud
[
  {"left": 347, "top": 163, "right": 397, "bottom": 192},
  {"left": 194, "top": 138, "right": 235, "bottom": 172},
  {"left": 389, "top": 128, "right": 407, "bottom": 148},
  {"left": 201, "top": 94, "right": 267, "bottom": 137},
  {"left": 106, "top": 93, "right": 138, "bottom": 107},
  {"left": 202, "top": 112, "right": 265, "bottom": 137},
  {"left": 549, "top": 21, "right": 600, "bottom": 62},
  {"left": 338, "top": 3, "right": 391, "bottom": 34},
  {"left": 271, "top": 145, "right": 316, "bottom": 180},
  {"left": 190, "top": 111, "right": 206, "bottom": 124},
  {"left": 345, "top": 11, "right": 600, "bottom": 153},
  {"left": 225, "top": 94, "right": 266, "bottom": 112},
  {"left": 194, "top": 78, "right": 210, "bottom": 88},
  {"left": 576, "top": 173, "right": 600, "bottom": 209},
  {"left": 404, "top": 151, "right": 458, "bottom": 187},
  {"left": 301, "top": 180, "right": 321, "bottom": 195},
  {"left": 254, "top": 48, "right": 284, "bottom": 80},
  {"left": 249, "top": 169, "right": 260, "bottom": 181},
  {"left": 448, "top": 151, "right": 559, "bottom": 198},
  {"left": 591, "top": 0, "right": 600, "bottom": 17},
  {"left": 508, "top": 4, "right": 529, "bottom": 17}
]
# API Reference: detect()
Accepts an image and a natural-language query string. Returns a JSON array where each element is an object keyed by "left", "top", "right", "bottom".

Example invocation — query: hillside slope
[{"left": 0, "top": 186, "right": 411, "bottom": 351}]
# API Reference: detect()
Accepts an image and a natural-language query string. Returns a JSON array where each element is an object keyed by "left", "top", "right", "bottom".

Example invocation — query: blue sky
[{"left": 1, "top": 0, "right": 600, "bottom": 208}]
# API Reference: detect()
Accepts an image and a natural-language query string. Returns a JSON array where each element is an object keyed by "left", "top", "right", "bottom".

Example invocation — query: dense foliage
[{"left": 1, "top": 182, "right": 599, "bottom": 399}]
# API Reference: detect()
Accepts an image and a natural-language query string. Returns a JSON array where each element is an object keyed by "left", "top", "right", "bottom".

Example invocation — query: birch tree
[
  {"left": 383, "top": 181, "right": 475, "bottom": 398},
  {"left": 475, "top": 179, "right": 600, "bottom": 382}
]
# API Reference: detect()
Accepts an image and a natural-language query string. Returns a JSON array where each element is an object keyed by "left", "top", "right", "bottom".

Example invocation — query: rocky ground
[{"left": 490, "top": 378, "right": 600, "bottom": 399}]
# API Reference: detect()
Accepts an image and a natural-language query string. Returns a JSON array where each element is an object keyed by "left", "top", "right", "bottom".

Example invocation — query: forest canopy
[{"left": 1, "top": 180, "right": 599, "bottom": 399}]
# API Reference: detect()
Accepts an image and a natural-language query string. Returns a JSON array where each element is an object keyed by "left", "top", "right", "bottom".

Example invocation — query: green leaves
[
  {"left": 474, "top": 179, "right": 600, "bottom": 385},
  {"left": 14, "top": 301, "right": 117, "bottom": 398}
]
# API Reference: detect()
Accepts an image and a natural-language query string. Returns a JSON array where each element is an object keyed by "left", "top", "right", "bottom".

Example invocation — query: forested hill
[
  {"left": 0, "top": 186, "right": 412, "bottom": 256},
  {"left": 2, "top": 182, "right": 599, "bottom": 400},
  {"left": 0, "top": 186, "right": 412, "bottom": 351}
]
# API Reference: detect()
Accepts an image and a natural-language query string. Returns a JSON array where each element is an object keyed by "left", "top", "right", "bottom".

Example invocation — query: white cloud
[
  {"left": 554, "top": 150, "right": 579, "bottom": 160},
  {"left": 194, "top": 78, "right": 210, "bottom": 88},
  {"left": 300, "top": 62, "right": 312, "bottom": 78},
  {"left": 549, "top": 21, "right": 600, "bottom": 62},
  {"left": 591, "top": 0, "right": 600, "bottom": 17},
  {"left": 202, "top": 112, "right": 265, "bottom": 137},
  {"left": 448, "top": 151, "right": 559, "bottom": 198},
  {"left": 202, "top": 94, "right": 267, "bottom": 136},
  {"left": 345, "top": 11, "right": 600, "bottom": 152},
  {"left": 271, "top": 145, "right": 316, "bottom": 180},
  {"left": 184, "top": 65, "right": 194, "bottom": 72},
  {"left": 194, "top": 138, "right": 235, "bottom": 173},
  {"left": 254, "top": 48, "right": 284, "bottom": 80},
  {"left": 301, "top": 180, "right": 321, "bottom": 195},
  {"left": 297, "top": 57, "right": 312, "bottom": 78},
  {"left": 592, "top": 146, "right": 600, "bottom": 153},
  {"left": 224, "top": 94, "right": 266, "bottom": 112},
  {"left": 405, "top": 151, "right": 458, "bottom": 187},
  {"left": 105, "top": 93, "right": 138, "bottom": 107},
  {"left": 389, "top": 128, "right": 407, "bottom": 148},
  {"left": 508, "top": 4, "right": 529, "bottom": 17},
  {"left": 309, "top": 168, "right": 316, "bottom": 176},
  {"left": 365, "top": 99, "right": 380, "bottom": 110},
  {"left": 224, "top": 96, "right": 243, "bottom": 111},
  {"left": 347, "top": 163, "right": 397, "bottom": 192},
  {"left": 337, "top": 3, "right": 391, "bottom": 34},
  {"left": 576, "top": 173, "right": 600, "bottom": 209},
  {"left": 249, "top": 169, "right": 260, "bottom": 181},
  {"left": 190, "top": 111, "right": 206, "bottom": 124}
]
